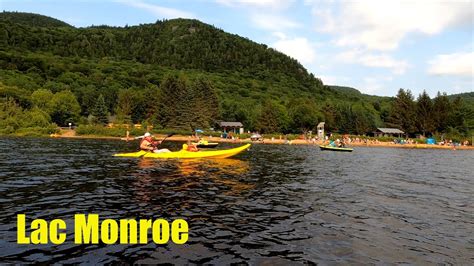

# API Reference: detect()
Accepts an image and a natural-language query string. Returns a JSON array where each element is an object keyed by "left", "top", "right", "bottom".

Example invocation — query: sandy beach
[{"left": 52, "top": 130, "right": 474, "bottom": 150}]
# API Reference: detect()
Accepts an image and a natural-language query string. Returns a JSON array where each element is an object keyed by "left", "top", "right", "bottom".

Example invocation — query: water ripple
[{"left": 0, "top": 137, "right": 473, "bottom": 264}]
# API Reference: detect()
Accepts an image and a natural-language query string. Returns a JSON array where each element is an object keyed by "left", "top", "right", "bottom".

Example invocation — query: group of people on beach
[
  {"left": 136, "top": 131, "right": 472, "bottom": 151},
  {"left": 438, "top": 139, "right": 470, "bottom": 146}
]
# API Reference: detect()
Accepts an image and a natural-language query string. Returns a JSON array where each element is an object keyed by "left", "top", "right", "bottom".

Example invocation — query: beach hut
[
  {"left": 219, "top": 122, "right": 244, "bottom": 134},
  {"left": 317, "top": 122, "right": 325, "bottom": 140},
  {"left": 374, "top": 128, "right": 405, "bottom": 138}
]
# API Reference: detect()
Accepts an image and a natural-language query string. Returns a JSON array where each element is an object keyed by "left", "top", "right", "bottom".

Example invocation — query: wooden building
[
  {"left": 374, "top": 128, "right": 404, "bottom": 138},
  {"left": 219, "top": 122, "right": 244, "bottom": 134}
]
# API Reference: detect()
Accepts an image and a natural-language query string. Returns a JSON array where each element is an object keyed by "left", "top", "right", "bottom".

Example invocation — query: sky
[{"left": 1, "top": 0, "right": 473, "bottom": 97}]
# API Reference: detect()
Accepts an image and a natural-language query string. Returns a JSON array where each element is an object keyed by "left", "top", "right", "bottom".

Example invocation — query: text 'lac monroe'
[{"left": 17, "top": 214, "right": 188, "bottom": 244}]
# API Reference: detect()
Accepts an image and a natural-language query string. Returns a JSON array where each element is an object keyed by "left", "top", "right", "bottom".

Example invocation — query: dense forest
[{"left": 0, "top": 12, "right": 472, "bottom": 140}]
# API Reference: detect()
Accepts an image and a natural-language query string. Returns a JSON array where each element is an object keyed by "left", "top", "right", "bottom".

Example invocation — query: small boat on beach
[{"left": 319, "top": 145, "right": 353, "bottom": 152}]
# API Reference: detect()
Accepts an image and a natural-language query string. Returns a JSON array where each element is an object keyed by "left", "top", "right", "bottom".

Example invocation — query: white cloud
[
  {"left": 272, "top": 36, "right": 316, "bottom": 64},
  {"left": 336, "top": 49, "right": 410, "bottom": 74},
  {"left": 251, "top": 13, "right": 301, "bottom": 31},
  {"left": 428, "top": 52, "right": 474, "bottom": 77},
  {"left": 360, "top": 76, "right": 393, "bottom": 95},
  {"left": 313, "top": 0, "right": 473, "bottom": 51},
  {"left": 318, "top": 74, "right": 350, "bottom": 86},
  {"left": 216, "top": 0, "right": 294, "bottom": 10},
  {"left": 119, "top": 0, "right": 195, "bottom": 19}
]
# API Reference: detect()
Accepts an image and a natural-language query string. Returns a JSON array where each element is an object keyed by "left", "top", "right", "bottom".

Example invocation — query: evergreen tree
[
  {"left": 115, "top": 89, "right": 134, "bottom": 124},
  {"left": 255, "top": 100, "right": 290, "bottom": 133},
  {"left": 416, "top": 90, "right": 434, "bottom": 136},
  {"left": 92, "top": 94, "right": 108, "bottom": 125},
  {"left": 388, "top": 89, "right": 416, "bottom": 134},
  {"left": 447, "top": 97, "right": 474, "bottom": 135},
  {"left": 158, "top": 75, "right": 189, "bottom": 129},
  {"left": 190, "top": 76, "right": 219, "bottom": 129},
  {"left": 432, "top": 92, "right": 451, "bottom": 133}
]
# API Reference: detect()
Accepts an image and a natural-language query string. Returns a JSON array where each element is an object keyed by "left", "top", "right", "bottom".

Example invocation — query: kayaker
[
  {"left": 185, "top": 140, "right": 199, "bottom": 152},
  {"left": 140, "top": 132, "right": 171, "bottom": 153}
]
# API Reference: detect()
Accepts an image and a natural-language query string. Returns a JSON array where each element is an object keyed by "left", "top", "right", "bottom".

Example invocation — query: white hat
[{"left": 144, "top": 132, "right": 151, "bottom": 137}]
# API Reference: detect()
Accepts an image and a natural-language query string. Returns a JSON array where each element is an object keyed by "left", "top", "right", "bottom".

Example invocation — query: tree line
[
  {"left": 387, "top": 89, "right": 473, "bottom": 138},
  {"left": 0, "top": 12, "right": 472, "bottom": 140}
]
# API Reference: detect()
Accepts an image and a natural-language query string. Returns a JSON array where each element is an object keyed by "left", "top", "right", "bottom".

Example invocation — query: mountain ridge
[{"left": 0, "top": 11, "right": 472, "bottom": 137}]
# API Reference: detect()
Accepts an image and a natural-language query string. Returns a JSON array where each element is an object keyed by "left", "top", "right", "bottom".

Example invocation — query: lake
[{"left": 0, "top": 137, "right": 473, "bottom": 264}]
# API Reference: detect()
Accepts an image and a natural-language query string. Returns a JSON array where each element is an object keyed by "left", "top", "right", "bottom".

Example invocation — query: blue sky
[{"left": 2, "top": 0, "right": 473, "bottom": 97}]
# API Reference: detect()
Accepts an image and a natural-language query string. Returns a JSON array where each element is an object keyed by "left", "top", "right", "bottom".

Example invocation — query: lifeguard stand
[{"left": 317, "top": 122, "right": 325, "bottom": 140}]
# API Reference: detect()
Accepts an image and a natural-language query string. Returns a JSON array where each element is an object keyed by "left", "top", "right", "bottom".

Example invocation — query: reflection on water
[
  {"left": 0, "top": 137, "right": 473, "bottom": 264},
  {"left": 133, "top": 158, "right": 253, "bottom": 206}
]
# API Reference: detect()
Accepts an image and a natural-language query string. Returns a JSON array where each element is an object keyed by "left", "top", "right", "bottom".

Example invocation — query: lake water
[{"left": 0, "top": 137, "right": 473, "bottom": 264}]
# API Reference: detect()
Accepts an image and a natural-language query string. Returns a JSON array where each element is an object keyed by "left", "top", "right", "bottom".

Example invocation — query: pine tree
[
  {"left": 92, "top": 94, "right": 108, "bottom": 125},
  {"left": 388, "top": 89, "right": 416, "bottom": 134},
  {"left": 416, "top": 90, "right": 434, "bottom": 136},
  {"left": 432, "top": 92, "right": 451, "bottom": 133},
  {"left": 255, "top": 101, "right": 281, "bottom": 133},
  {"left": 115, "top": 90, "right": 134, "bottom": 124},
  {"left": 158, "top": 74, "right": 190, "bottom": 129},
  {"left": 190, "top": 76, "right": 219, "bottom": 129}
]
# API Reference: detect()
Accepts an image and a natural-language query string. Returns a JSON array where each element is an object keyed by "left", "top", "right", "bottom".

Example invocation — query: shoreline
[{"left": 50, "top": 131, "right": 474, "bottom": 150}]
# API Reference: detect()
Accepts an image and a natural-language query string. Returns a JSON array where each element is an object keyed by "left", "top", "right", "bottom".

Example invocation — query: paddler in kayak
[
  {"left": 184, "top": 139, "right": 199, "bottom": 152},
  {"left": 140, "top": 132, "right": 171, "bottom": 153}
]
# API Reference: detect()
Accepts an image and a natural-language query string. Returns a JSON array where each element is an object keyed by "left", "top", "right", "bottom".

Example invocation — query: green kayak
[{"left": 319, "top": 145, "right": 353, "bottom": 152}]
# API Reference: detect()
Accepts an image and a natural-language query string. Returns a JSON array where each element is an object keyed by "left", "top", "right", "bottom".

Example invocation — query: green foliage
[
  {"left": 387, "top": 89, "right": 416, "bottom": 134},
  {"left": 0, "top": 97, "right": 57, "bottom": 135},
  {"left": 23, "top": 107, "right": 52, "bottom": 128},
  {"left": 288, "top": 99, "right": 321, "bottom": 132},
  {"left": 31, "top": 89, "right": 53, "bottom": 110},
  {"left": 0, "top": 12, "right": 471, "bottom": 138},
  {"left": 189, "top": 76, "right": 219, "bottom": 129},
  {"left": 0, "top": 11, "right": 72, "bottom": 28},
  {"left": 0, "top": 98, "right": 24, "bottom": 130},
  {"left": 432, "top": 92, "right": 451, "bottom": 132},
  {"left": 47, "top": 90, "right": 81, "bottom": 126},
  {"left": 416, "top": 90, "right": 435, "bottom": 136},
  {"left": 157, "top": 75, "right": 219, "bottom": 129},
  {"left": 91, "top": 94, "right": 108, "bottom": 125},
  {"left": 255, "top": 100, "right": 290, "bottom": 133}
]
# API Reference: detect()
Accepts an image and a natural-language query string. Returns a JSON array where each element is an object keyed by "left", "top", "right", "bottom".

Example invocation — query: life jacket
[
  {"left": 187, "top": 145, "right": 198, "bottom": 152},
  {"left": 182, "top": 144, "right": 198, "bottom": 152},
  {"left": 140, "top": 137, "right": 154, "bottom": 150}
]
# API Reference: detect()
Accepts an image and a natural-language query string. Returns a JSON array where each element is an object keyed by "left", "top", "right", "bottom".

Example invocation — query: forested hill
[
  {"left": 0, "top": 12, "right": 318, "bottom": 88},
  {"left": 448, "top": 92, "right": 474, "bottom": 105},
  {"left": 0, "top": 12, "right": 472, "bottom": 139},
  {"left": 0, "top": 11, "right": 72, "bottom": 28}
]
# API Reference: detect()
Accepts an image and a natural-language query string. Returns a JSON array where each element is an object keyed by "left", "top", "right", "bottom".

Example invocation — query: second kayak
[
  {"left": 114, "top": 144, "right": 251, "bottom": 159},
  {"left": 192, "top": 142, "right": 219, "bottom": 148},
  {"left": 319, "top": 145, "right": 353, "bottom": 152}
]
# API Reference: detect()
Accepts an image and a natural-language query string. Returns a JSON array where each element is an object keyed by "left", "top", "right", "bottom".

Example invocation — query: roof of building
[
  {"left": 219, "top": 122, "right": 243, "bottom": 127},
  {"left": 376, "top": 128, "right": 404, "bottom": 134},
  {"left": 317, "top": 122, "right": 325, "bottom": 127}
]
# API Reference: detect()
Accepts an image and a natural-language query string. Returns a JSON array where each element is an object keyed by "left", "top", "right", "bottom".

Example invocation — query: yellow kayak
[{"left": 114, "top": 144, "right": 251, "bottom": 159}]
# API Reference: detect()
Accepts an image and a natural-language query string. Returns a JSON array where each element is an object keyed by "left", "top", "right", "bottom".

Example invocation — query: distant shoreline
[{"left": 50, "top": 132, "right": 474, "bottom": 150}]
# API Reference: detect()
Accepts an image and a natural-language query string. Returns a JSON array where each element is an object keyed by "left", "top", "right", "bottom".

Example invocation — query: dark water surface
[{"left": 0, "top": 137, "right": 473, "bottom": 264}]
